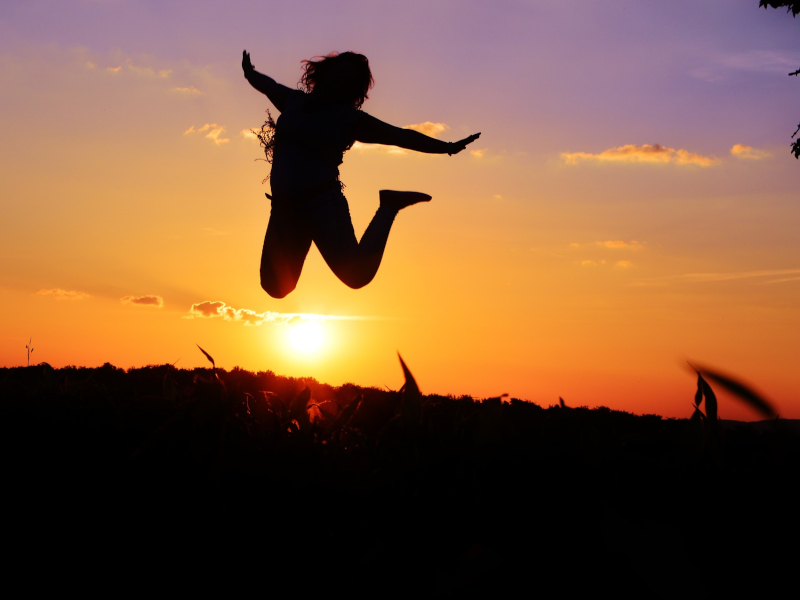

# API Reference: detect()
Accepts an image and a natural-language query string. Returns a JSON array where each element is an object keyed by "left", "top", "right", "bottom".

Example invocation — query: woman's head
[{"left": 300, "top": 51, "right": 373, "bottom": 109}]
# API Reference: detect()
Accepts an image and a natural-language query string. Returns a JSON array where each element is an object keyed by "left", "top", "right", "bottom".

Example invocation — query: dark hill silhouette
[{"left": 1, "top": 360, "right": 797, "bottom": 597}]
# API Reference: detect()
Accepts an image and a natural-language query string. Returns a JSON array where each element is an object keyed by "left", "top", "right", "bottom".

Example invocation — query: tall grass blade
[
  {"left": 398, "top": 354, "right": 422, "bottom": 425},
  {"left": 697, "top": 367, "right": 777, "bottom": 419},
  {"left": 196, "top": 344, "right": 216, "bottom": 370},
  {"left": 398, "top": 354, "right": 421, "bottom": 398},
  {"left": 698, "top": 374, "right": 718, "bottom": 423},
  {"left": 694, "top": 375, "right": 704, "bottom": 408}
]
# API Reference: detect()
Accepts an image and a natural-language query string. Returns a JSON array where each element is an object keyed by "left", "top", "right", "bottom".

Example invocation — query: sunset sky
[{"left": 2, "top": 1, "right": 798, "bottom": 419}]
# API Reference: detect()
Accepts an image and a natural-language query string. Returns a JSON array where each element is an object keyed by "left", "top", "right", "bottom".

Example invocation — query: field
[{"left": 2, "top": 356, "right": 798, "bottom": 597}]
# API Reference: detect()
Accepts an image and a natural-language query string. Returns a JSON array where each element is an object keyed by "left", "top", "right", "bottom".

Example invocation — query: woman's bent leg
[
  {"left": 311, "top": 189, "right": 429, "bottom": 289},
  {"left": 260, "top": 201, "right": 312, "bottom": 298}
]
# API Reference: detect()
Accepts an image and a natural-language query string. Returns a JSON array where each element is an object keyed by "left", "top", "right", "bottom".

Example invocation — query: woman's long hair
[{"left": 299, "top": 51, "right": 373, "bottom": 109}]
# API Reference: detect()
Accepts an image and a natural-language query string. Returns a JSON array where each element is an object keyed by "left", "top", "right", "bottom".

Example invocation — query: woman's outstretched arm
[
  {"left": 242, "top": 50, "right": 293, "bottom": 112},
  {"left": 353, "top": 113, "right": 480, "bottom": 155}
]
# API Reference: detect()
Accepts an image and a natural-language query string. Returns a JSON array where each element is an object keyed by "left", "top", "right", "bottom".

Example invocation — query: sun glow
[{"left": 287, "top": 320, "right": 324, "bottom": 354}]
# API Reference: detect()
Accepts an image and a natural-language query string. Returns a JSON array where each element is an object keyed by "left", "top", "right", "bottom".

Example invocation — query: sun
[{"left": 287, "top": 319, "right": 324, "bottom": 354}]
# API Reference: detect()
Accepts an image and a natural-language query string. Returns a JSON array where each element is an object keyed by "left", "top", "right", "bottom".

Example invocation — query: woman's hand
[
  {"left": 448, "top": 132, "right": 481, "bottom": 155},
  {"left": 242, "top": 50, "right": 254, "bottom": 76}
]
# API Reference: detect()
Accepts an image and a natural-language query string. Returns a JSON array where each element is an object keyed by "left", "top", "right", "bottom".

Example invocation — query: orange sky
[{"left": 2, "top": 1, "right": 799, "bottom": 420}]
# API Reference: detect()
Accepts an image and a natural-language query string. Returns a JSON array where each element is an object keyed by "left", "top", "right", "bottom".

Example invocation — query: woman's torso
[{"left": 270, "top": 90, "right": 361, "bottom": 200}]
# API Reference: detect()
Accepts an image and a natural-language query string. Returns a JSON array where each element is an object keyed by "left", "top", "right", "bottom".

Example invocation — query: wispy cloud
[
  {"left": 125, "top": 59, "right": 171, "bottom": 78},
  {"left": 36, "top": 288, "right": 90, "bottom": 300},
  {"left": 692, "top": 50, "right": 800, "bottom": 82},
  {"left": 572, "top": 240, "right": 644, "bottom": 250},
  {"left": 404, "top": 122, "right": 449, "bottom": 138},
  {"left": 678, "top": 269, "right": 800, "bottom": 283},
  {"left": 719, "top": 50, "right": 800, "bottom": 74},
  {"left": 172, "top": 85, "right": 202, "bottom": 95},
  {"left": 633, "top": 268, "right": 800, "bottom": 286},
  {"left": 241, "top": 128, "right": 259, "bottom": 141},
  {"left": 578, "top": 259, "right": 632, "bottom": 268},
  {"left": 186, "top": 301, "right": 366, "bottom": 326},
  {"left": 602, "top": 240, "right": 644, "bottom": 249},
  {"left": 121, "top": 295, "right": 164, "bottom": 307},
  {"left": 562, "top": 144, "right": 718, "bottom": 167},
  {"left": 730, "top": 144, "right": 771, "bottom": 160},
  {"left": 184, "top": 123, "right": 229, "bottom": 145},
  {"left": 104, "top": 58, "right": 171, "bottom": 78},
  {"left": 470, "top": 148, "right": 487, "bottom": 158},
  {"left": 87, "top": 52, "right": 220, "bottom": 100}
]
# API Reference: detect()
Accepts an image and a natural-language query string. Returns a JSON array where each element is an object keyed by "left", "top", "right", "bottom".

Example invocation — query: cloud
[
  {"left": 616, "top": 260, "right": 633, "bottom": 268},
  {"left": 601, "top": 240, "right": 644, "bottom": 249},
  {"left": 403, "top": 122, "right": 449, "bottom": 138},
  {"left": 470, "top": 148, "right": 487, "bottom": 158},
  {"left": 187, "top": 301, "right": 295, "bottom": 326},
  {"left": 121, "top": 295, "right": 164, "bottom": 307},
  {"left": 172, "top": 85, "right": 202, "bottom": 95},
  {"left": 692, "top": 50, "right": 800, "bottom": 82},
  {"left": 184, "top": 123, "right": 229, "bottom": 145},
  {"left": 730, "top": 144, "right": 771, "bottom": 160},
  {"left": 125, "top": 59, "right": 171, "bottom": 79},
  {"left": 36, "top": 288, "right": 90, "bottom": 300},
  {"left": 189, "top": 300, "right": 226, "bottom": 318},
  {"left": 570, "top": 240, "right": 644, "bottom": 250},
  {"left": 719, "top": 50, "right": 800, "bottom": 74},
  {"left": 562, "top": 144, "right": 718, "bottom": 167},
  {"left": 679, "top": 269, "right": 800, "bottom": 283},
  {"left": 241, "top": 128, "right": 259, "bottom": 141},
  {"left": 633, "top": 268, "right": 800, "bottom": 286},
  {"left": 186, "top": 301, "right": 365, "bottom": 326},
  {"left": 104, "top": 59, "right": 171, "bottom": 79},
  {"left": 493, "top": 194, "right": 503, "bottom": 200}
]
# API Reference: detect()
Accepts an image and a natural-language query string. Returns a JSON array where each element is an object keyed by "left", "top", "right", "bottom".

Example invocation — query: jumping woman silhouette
[{"left": 242, "top": 50, "right": 480, "bottom": 298}]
